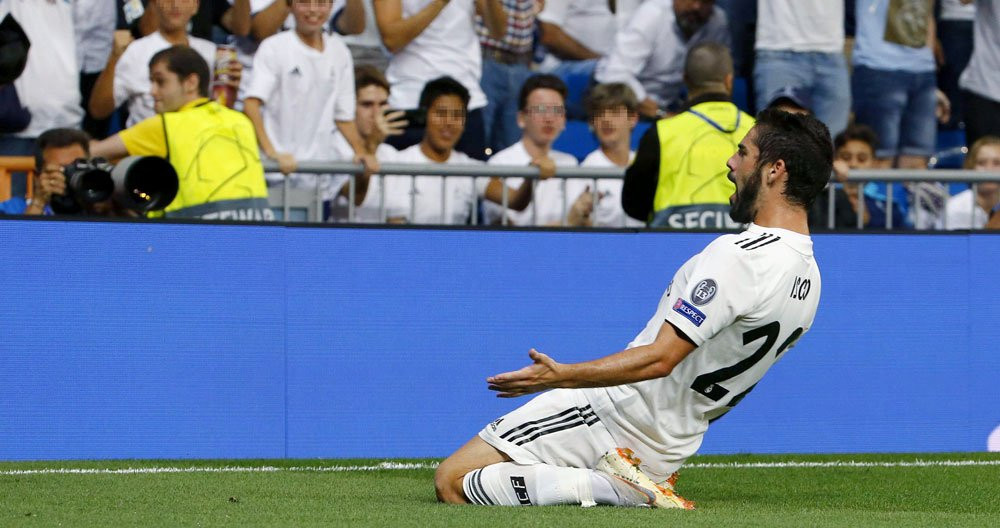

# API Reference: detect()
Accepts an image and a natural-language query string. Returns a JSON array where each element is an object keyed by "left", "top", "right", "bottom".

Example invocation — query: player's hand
[{"left": 487, "top": 349, "right": 564, "bottom": 398}]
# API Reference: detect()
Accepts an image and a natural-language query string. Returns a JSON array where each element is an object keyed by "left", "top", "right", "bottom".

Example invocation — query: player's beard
[{"left": 729, "top": 165, "right": 763, "bottom": 224}]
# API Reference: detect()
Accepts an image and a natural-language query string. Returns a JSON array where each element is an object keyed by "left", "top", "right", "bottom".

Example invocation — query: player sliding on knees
[{"left": 435, "top": 108, "right": 834, "bottom": 509}]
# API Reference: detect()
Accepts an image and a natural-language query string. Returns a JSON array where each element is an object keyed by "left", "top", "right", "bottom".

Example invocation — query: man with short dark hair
[
  {"left": 0, "top": 129, "right": 89, "bottom": 216},
  {"left": 434, "top": 107, "right": 833, "bottom": 509},
  {"left": 482, "top": 74, "right": 577, "bottom": 226},
  {"left": 91, "top": 46, "right": 271, "bottom": 220}
]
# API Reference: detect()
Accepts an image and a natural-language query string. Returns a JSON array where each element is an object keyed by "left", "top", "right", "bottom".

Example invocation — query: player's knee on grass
[{"left": 434, "top": 459, "right": 469, "bottom": 504}]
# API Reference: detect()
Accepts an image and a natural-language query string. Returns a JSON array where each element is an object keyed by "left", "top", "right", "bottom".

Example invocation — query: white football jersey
[{"left": 582, "top": 223, "right": 821, "bottom": 480}]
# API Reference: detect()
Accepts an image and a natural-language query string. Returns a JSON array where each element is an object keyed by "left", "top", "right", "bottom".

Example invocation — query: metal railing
[
  {"left": 263, "top": 160, "right": 1000, "bottom": 230},
  {"left": 264, "top": 161, "right": 630, "bottom": 226}
]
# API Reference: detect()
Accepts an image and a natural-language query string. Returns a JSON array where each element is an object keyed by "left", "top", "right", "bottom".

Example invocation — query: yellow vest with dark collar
[
  {"left": 651, "top": 101, "right": 754, "bottom": 228},
  {"left": 160, "top": 100, "right": 272, "bottom": 220}
]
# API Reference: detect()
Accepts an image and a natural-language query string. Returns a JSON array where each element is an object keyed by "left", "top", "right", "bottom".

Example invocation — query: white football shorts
[{"left": 478, "top": 388, "right": 616, "bottom": 470}]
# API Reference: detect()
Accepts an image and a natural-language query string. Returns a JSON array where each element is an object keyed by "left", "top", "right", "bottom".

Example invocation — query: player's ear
[{"left": 769, "top": 159, "right": 787, "bottom": 185}]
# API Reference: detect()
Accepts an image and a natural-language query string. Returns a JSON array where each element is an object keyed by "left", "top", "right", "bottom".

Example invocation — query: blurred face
[
  {"left": 290, "top": 0, "right": 334, "bottom": 35},
  {"left": 423, "top": 94, "right": 466, "bottom": 155},
  {"left": 356, "top": 84, "right": 390, "bottom": 139},
  {"left": 973, "top": 144, "right": 1000, "bottom": 194},
  {"left": 726, "top": 127, "right": 763, "bottom": 223},
  {"left": 518, "top": 88, "right": 566, "bottom": 147},
  {"left": 673, "top": 0, "right": 715, "bottom": 35},
  {"left": 149, "top": 61, "right": 191, "bottom": 113},
  {"left": 836, "top": 139, "right": 875, "bottom": 170},
  {"left": 590, "top": 105, "right": 636, "bottom": 148},
  {"left": 154, "top": 0, "right": 199, "bottom": 33}
]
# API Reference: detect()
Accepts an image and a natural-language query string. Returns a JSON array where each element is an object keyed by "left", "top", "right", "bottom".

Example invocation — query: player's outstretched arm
[{"left": 487, "top": 322, "right": 696, "bottom": 397}]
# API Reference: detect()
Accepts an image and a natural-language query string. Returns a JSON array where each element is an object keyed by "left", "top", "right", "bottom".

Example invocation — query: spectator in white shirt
[
  {"left": 383, "top": 75, "right": 545, "bottom": 224},
  {"left": 939, "top": 136, "right": 1000, "bottom": 230},
  {"left": 536, "top": 0, "right": 643, "bottom": 119},
  {"left": 328, "top": 65, "right": 405, "bottom": 222},
  {"left": 244, "top": 0, "right": 376, "bottom": 196},
  {"left": 375, "top": 0, "right": 507, "bottom": 160},
  {"left": 0, "top": 0, "right": 83, "bottom": 199},
  {"left": 753, "top": 0, "right": 848, "bottom": 136},
  {"left": 0, "top": 0, "right": 83, "bottom": 146},
  {"left": 575, "top": 82, "right": 645, "bottom": 228},
  {"left": 484, "top": 74, "right": 581, "bottom": 226},
  {"left": 90, "top": 0, "right": 217, "bottom": 127},
  {"left": 595, "top": 0, "right": 729, "bottom": 120}
]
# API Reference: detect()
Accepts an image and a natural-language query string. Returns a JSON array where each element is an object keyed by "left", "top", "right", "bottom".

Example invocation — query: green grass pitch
[{"left": 2, "top": 452, "right": 998, "bottom": 527}]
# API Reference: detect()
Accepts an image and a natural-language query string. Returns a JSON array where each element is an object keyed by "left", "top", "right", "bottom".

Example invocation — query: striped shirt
[{"left": 476, "top": 0, "right": 536, "bottom": 55}]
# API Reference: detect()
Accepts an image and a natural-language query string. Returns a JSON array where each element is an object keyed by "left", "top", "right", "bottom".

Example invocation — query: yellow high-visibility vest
[
  {"left": 160, "top": 100, "right": 272, "bottom": 220},
  {"left": 651, "top": 101, "right": 754, "bottom": 228}
]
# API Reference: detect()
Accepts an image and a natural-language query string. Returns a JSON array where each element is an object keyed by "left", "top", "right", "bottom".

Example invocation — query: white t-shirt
[
  {"left": 382, "top": 144, "right": 479, "bottom": 224},
  {"left": 937, "top": 189, "right": 990, "bottom": 229},
  {"left": 328, "top": 135, "right": 399, "bottom": 222},
  {"left": 582, "top": 224, "right": 822, "bottom": 480},
  {"left": 1, "top": 0, "right": 82, "bottom": 137},
  {"left": 537, "top": 0, "right": 626, "bottom": 57},
  {"left": 483, "top": 141, "right": 582, "bottom": 226},
  {"left": 385, "top": 0, "right": 486, "bottom": 110},
  {"left": 755, "top": 0, "right": 844, "bottom": 53},
  {"left": 580, "top": 149, "right": 645, "bottom": 228},
  {"left": 114, "top": 32, "right": 217, "bottom": 127},
  {"left": 940, "top": 0, "right": 975, "bottom": 21},
  {"left": 74, "top": 0, "right": 116, "bottom": 74},
  {"left": 959, "top": 0, "right": 1000, "bottom": 103},
  {"left": 595, "top": 1, "right": 729, "bottom": 106},
  {"left": 246, "top": 31, "right": 356, "bottom": 189},
  {"left": 333, "top": 0, "right": 384, "bottom": 49}
]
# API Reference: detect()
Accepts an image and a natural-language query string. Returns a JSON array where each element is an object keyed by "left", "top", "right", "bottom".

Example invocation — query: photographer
[
  {"left": 0, "top": 129, "right": 99, "bottom": 216},
  {"left": 91, "top": 45, "right": 271, "bottom": 220}
]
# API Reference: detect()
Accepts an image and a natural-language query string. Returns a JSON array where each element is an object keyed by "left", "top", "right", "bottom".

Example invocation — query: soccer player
[{"left": 434, "top": 108, "right": 833, "bottom": 508}]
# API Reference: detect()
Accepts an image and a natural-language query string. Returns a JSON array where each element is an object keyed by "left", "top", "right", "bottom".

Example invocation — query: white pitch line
[{"left": 1, "top": 459, "right": 999, "bottom": 476}]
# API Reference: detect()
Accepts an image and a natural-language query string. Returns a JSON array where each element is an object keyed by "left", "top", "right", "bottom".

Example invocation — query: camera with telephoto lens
[{"left": 50, "top": 156, "right": 179, "bottom": 215}]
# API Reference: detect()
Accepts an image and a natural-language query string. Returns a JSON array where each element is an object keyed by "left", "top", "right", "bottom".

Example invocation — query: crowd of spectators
[{"left": 0, "top": 0, "right": 997, "bottom": 229}]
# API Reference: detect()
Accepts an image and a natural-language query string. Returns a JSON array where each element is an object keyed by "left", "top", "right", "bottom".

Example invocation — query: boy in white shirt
[
  {"left": 576, "top": 82, "right": 646, "bottom": 228},
  {"left": 90, "top": 0, "right": 217, "bottom": 127},
  {"left": 244, "top": 0, "right": 375, "bottom": 196},
  {"left": 383, "top": 76, "right": 542, "bottom": 224},
  {"left": 375, "top": 0, "right": 507, "bottom": 160},
  {"left": 328, "top": 65, "right": 404, "bottom": 223},
  {"left": 485, "top": 74, "right": 582, "bottom": 226}
]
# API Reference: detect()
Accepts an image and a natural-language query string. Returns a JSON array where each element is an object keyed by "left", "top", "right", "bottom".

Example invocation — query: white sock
[{"left": 463, "top": 462, "right": 603, "bottom": 507}]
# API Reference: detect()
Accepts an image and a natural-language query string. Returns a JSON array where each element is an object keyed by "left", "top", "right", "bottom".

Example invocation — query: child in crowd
[
  {"left": 244, "top": 0, "right": 375, "bottom": 202},
  {"left": 572, "top": 83, "right": 646, "bottom": 228}
]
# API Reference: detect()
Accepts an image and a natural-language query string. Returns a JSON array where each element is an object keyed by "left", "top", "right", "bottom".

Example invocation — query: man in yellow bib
[
  {"left": 92, "top": 45, "right": 273, "bottom": 220},
  {"left": 622, "top": 42, "right": 754, "bottom": 229}
]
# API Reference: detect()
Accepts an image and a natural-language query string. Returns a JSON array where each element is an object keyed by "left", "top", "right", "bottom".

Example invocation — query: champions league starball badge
[{"left": 691, "top": 279, "right": 717, "bottom": 306}]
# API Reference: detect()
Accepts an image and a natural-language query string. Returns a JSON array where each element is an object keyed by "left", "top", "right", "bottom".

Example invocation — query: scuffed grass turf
[{"left": 2, "top": 452, "right": 999, "bottom": 527}]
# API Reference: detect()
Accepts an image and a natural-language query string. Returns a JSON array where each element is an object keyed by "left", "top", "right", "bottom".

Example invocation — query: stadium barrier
[
  {"left": 1, "top": 220, "right": 998, "bottom": 460},
  {"left": 262, "top": 160, "right": 1000, "bottom": 230}
]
